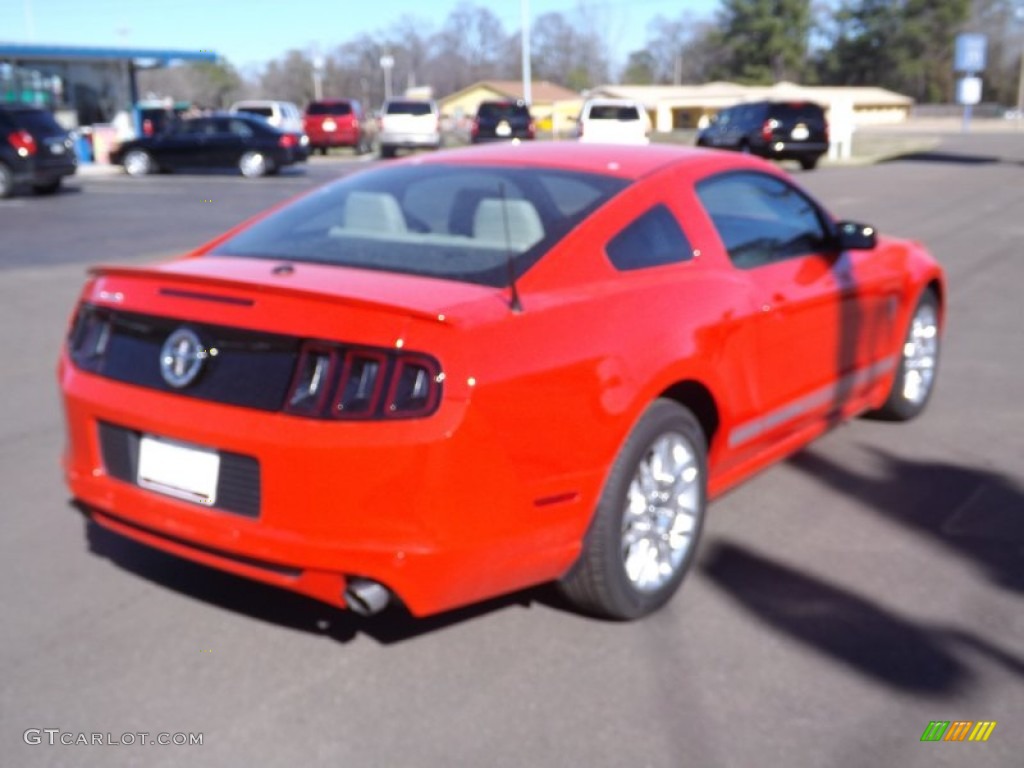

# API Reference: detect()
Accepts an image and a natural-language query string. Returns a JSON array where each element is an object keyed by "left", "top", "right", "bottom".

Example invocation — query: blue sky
[{"left": 6, "top": 0, "right": 718, "bottom": 72}]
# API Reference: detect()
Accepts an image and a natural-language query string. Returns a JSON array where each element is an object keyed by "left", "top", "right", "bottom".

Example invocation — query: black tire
[
  {"left": 0, "top": 162, "right": 14, "bottom": 198},
  {"left": 866, "top": 289, "right": 941, "bottom": 421},
  {"left": 559, "top": 399, "right": 708, "bottom": 620},
  {"left": 320, "top": 147, "right": 329, "bottom": 156},
  {"left": 123, "top": 149, "right": 154, "bottom": 177},
  {"left": 33, "top": 178, "right": 62, "bottom": 195},
  {"left": 379, "top": 144, "right": 396, "bottom": 159},
  {"left": 799, "top": 155, "right": 820, "bottom": 171}
]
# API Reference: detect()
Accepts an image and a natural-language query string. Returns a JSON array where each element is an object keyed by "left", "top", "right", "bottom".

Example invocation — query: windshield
[{"left": 212, "top": 164, "right": 628, "bottom": 287}]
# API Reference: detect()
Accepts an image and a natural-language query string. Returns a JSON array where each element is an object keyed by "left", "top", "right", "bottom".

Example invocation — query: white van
[
  {"left": 576, "top": 98, "right": 650, "bottom": 145},
  {"left": 229, "top": 100, "right": 306, "bottom": 136}
]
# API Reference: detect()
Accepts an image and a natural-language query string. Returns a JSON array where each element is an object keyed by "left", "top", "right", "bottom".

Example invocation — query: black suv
[
  {"left": 471, "top": 100, "right": 535, "bottom": 143},
  {"left": 0, "top": 104, "right": 77, "bottom": 197},
  {"left": 696, "top": 100, "right": 828, "bottom": 170}
]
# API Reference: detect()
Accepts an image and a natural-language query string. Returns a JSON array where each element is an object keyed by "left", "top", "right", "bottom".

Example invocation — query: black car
[
  {"left": 696, "top": 100, "right": 829, "bottom": 170},
  {"left": 111, "top": 113, "right": 308, "bottom": 178},
  {"left": 0, "top": 104, "right": 77, "bottom": 198},
  {"left": 470, "top": 100, "right": 535, "bottom": 143}
]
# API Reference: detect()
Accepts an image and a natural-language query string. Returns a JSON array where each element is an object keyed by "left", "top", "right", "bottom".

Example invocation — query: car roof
[{"left": 404, "top": 142, "right": 771, "bottom": 181}]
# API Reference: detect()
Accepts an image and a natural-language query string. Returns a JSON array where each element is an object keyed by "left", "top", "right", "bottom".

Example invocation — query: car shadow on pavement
[
  {"left": 882, "top": 150, "right": 1021, "bottom": 166},
  {"left": 82, "top": 516, "right": 541, "bottom": 644},
  {"left": 787, "top": 446, "right": 1024, "bottom": 593},
  {"left": 700, "top": 540, "right": 1024, "bottom": 695}
]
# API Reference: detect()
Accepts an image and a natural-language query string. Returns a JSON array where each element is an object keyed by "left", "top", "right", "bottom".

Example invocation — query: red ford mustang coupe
[{"left": 59, "top": 143, "right": 944, "bottom": 620}]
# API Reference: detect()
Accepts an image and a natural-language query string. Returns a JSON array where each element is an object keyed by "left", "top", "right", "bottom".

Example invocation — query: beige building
[
  {"left": 439, "top": 80, "right": 583, "bottom": 134},
  {"left": 588, "top": 82, "right": 914, "bottom": 132}
]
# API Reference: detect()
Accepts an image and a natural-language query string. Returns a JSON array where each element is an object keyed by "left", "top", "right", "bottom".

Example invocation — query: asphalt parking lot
[{"left": 2, "top": 135, "right": 1022, "bottom": 768}]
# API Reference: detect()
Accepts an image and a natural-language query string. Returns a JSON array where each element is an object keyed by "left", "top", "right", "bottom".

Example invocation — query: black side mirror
[{"left": 835, "top": 221, "right": 877, "bottom": 251}]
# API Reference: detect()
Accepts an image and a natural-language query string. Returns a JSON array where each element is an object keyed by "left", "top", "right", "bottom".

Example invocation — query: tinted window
[
  {"left": 385, "top": 101, "right": 433, "bottom": 116},
  {"left": 478, "top": 102, "right": 529, "bottom": 120},
  {"left": 213, "top": 165, "right": 628, "bottom": 287},
  {"left": 696, "top": 172, "right": 829, "bottom": 269},
  {"left": 237, "top": 106, "right": 273, "bottom": 118},
  {"left": 228, "top": 119, "right": 255, "bottom": 137},
  {"left": 308, "top": 102, "right": 353, "bottom": 116},
  {"left": 606, "top": 205, "right": 693, "bottom": 271},
  {"left": 770, "top": 103, "right": 824, "bottom": 123},
  {"left": 589, "top": 105, "right": 640, "bottom": 121},
  {"left": 4, "top": 108, "right": 64, "bottom": 135}
]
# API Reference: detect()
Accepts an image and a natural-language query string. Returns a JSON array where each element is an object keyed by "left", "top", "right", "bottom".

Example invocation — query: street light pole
[
  {"left": 521, "top": 0, "right": 532, "bottom": 104},
  {"left": 380, "top": 54, "right": 394, "bottom": 102}
]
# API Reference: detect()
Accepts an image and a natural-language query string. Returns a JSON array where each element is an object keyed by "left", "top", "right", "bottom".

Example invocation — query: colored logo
[{"left": 920, "top": 721, "right": 997, "bottom": 742}]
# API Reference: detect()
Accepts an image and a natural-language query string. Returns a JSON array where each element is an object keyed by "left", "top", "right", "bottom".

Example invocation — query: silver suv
[{"left": 377, "top": 99, "right": 441, "bottom": 158}]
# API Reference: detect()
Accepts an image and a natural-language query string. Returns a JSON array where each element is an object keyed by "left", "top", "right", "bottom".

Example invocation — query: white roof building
[{"left": 588, "top": 82, "right": 914, "bottom": 132}]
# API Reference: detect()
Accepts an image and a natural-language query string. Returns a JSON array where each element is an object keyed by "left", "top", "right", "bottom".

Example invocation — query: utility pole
[{"left": 521, "top": 0, "right": 532, "bottom": 104}]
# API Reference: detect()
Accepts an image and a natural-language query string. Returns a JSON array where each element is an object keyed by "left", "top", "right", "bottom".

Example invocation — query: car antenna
[{"left": 498, "top": 182, "right": 523, "bottom": 313}]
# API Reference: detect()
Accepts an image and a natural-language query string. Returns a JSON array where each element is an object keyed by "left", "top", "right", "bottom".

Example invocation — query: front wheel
[
  {"left": 559, "top": 400, "right": 708, "bottom": 620},
  {"left": 867, "top": 290, "right": 941, "bottom": 421},
  {"left": 239, "top": 151, "right": 269, "bottom": 178},
  {"left": 123, "top": 149, "right": 153, "bottom": 177}
]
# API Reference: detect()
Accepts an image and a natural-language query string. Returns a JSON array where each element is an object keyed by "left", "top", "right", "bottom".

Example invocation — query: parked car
[
  {"left": 576, "top": 98, "right": 650, "bottom": 145},
  {"left": 377, "top": 98, "right": 441, "bottom": 158},
  {"left": 110, "top": 113, "right": 308, "bottom": 178},
  {"left": 470, "top": 99, "right": 535, "bottom": 143},
  {"left": 229, "top": 100, "right": 306, "bottom": 136},
  {"left": 0, "top": 103, "right": 77, "bottom": 198},
  {"left": 697, "top": 100, "right": 829, "bottom": 170},
  {"left": 304, "top": 99, "right": 370, "bottom": 155},
  {"left": 59, "top": 144, "right": 944, "bottom": 621}
]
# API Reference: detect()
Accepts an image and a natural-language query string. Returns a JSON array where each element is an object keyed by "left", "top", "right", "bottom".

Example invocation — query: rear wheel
[
  {"left": 868, "top": 290, "right": 941, "bottom": 421},
  {"left": 239, "top": 151, "right": 269, "bottom": 178},
  {"left": 0, "top": 162, "right": 13, "bottom": 198},
  {"left": 799, "top": 155, "right": 820, "bottom": 170},
  {"left": 123, "top": 149, "right": 153, "bottom": 177},
  {"left": 559, "top": 400, "right": 708, "bottom": 620},
  {"left": 379, "top": 144, "right": 396, "bottom": 159}
]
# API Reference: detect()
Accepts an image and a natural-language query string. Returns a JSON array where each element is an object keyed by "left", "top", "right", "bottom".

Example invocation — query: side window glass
[
  {"left": 229, "top": 119, "right": 254, "bottom": 137},
  {"left": 606, "top": 205, "right": 693, "bottom": 272},
  {"left": 696, "top": 172, "right": 829, "bottom": 269}
]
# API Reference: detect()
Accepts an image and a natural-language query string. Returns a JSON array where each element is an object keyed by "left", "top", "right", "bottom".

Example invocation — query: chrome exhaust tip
[{"left": 344, "top": 577, "right": 390, "bottom": 616}]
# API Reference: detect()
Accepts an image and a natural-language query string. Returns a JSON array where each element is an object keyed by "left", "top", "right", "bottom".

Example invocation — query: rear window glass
[
  {"left": 770, "top": 103, "right": 824, "bottom": 123},
  {"left": 236, "top": 106, "right": 273, "bottom": 118},
  {"left": 588, "top": 105, "right": 640, "bottom": 121},
  {"left": 213, "top": 165, "right": 628, "bottom": 288},
  {"left": 385, "top": 101, "right": 433, "bottom": 116},
  {"left": 5, "top": 108, "right": 64, "bottom": 134},
  {"left": 478, "top": 103, "right": 528, "bottom": 119},
  {"left": 606, "top": 205, "right": 693, "bottom": 271},
  {"left": 308, "top": 102, "right": 352, "bottom": 116}
]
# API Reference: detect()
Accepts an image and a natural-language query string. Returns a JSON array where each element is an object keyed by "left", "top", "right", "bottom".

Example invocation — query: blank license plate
[
  {"left": 791, "top": 124, "right": 810, "bottom": 140},
  {"left": 137, "top": 435, "right": 220, "bottom": 505}
]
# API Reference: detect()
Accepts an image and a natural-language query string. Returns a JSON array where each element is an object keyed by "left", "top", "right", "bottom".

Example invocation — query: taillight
[
  {"left": 285, "top": 342, "right": 442, "bottom": 420},
  {"left": 824, "top": 123, "right": 830, "bottom": 143},
  {"left": 279, "top": 134, "right": 297, "bottom": 148},
  {"left": 527, "top": 119, "right": 536, "bottom": 139},
  {"left": 67, "top": 304, "right": 112, "bottom": 373},
  {"left": 8, "top": 129, "right": 37, "bottom": 157},
  {"left": 761, "top": 119, "right": 777, "bottom": 142},
  {"left": 470, "top": 118, "right": 479, "bottom": 139}
]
